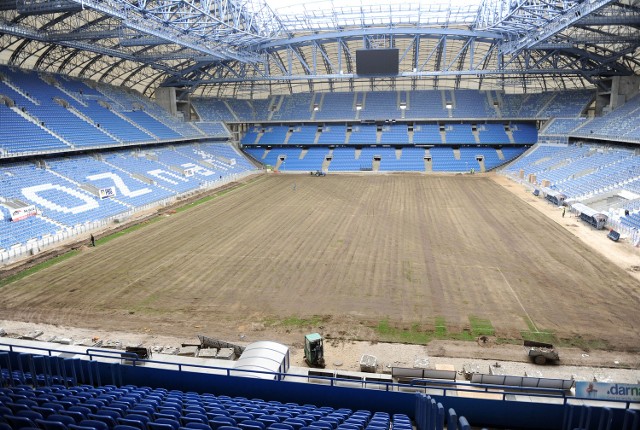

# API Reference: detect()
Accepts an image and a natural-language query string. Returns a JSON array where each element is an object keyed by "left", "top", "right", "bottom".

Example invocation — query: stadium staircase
[
  {"left": 10, "top": 107, "right": 74, "bottom": 149},
  {"left": 67, "top": 106, "right": 123, "bottom": 144},
  {"left": 111, "top": 109, "right": 160, "bottom": 140}
]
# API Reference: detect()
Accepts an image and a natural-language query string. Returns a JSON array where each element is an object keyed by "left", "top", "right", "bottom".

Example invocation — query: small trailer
[{"left": 524, "top": 340, "right": 559, "bottom": 365}]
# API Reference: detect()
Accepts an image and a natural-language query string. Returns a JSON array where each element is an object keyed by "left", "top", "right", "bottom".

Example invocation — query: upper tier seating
[
  {"left": 0, "top": 67, "right": 204, "bottom": 156},
  {"left": 0, "top": 103, "right": 69, "bottom": 154},
  {"left": 193, "top": 90, "right": 594, "bottom": 123},
  {"left": 540, "top": 118, "right": 588, "bottom": 136},
  {"left": 571, "top": 94, "right": 640, "bottom": 143},
  {"left": 359, "top": 92, "right": 402, "bottom": 121},
  {"left": 448, "top": 90, "right": 496, "bottom": 118},
  {"left": 194, "top": 122, "right": 231, "bottom": 138},
  {"left": 314, "top": 93, "right": 356, "bottom": 121},
  {"left": 403, "top": 91, "right": 449, "bottom": 120},
  {"left": 192, "top": 98, "right": 237, "bottom": 122},
  {"left": 537, "top": 90, "right": 593, "bottom": 118},
  {"left": 271, "top": 94, "right": 315, "bottom": 122}
]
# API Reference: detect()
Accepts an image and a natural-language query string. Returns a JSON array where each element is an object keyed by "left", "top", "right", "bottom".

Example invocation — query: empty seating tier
[{"left": 0, "top": 142, "right": 257, "bottom": 253}]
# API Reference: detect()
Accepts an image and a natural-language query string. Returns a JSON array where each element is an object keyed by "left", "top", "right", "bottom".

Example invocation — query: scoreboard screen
[{"left": 356, "top": 49, "right": 399, "bottom": 76}]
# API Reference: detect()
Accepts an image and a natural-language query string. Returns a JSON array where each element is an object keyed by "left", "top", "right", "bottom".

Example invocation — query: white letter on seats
[
  {"left": 86, "top": 172, "right": 151, "bottom": 198},
  {"left": 22, "top": 183, "right": 99, "bottom": 214}
]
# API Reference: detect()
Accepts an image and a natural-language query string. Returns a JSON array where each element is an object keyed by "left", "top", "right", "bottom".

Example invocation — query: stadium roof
[{"left": 0, "top": 0, "right": 638, "bottom": 97}]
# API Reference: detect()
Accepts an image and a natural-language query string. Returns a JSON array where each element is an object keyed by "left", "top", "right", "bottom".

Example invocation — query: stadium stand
[
  {"left": 447, "top": 90, "right": 495, "bottom": 118},
  {"left": 502, "top": 142, "right": 640, "bottom": 244},
  {"left": 0, "top": 67, "right": 214, "bottom": 157},
  {"left": 403, "top": 91, "right": 449, "bottom": 120},
  {"left": 510, "top": 123, "right": 538, "bottom": 144},
  {"left": 476, "top": 124, "right": 509, "bottom": 144},
  {"left": 348, "top": 126, "right": 377, "bottom": 144},
  {"left": 412, "top": 124, "right": 442, "bottom": 145},
  {"left": 379, "top": 125, "right": 408, "bottom": 144},
  {"left": 571, "top": 94, "right": 640, "bottom": 143},
  {"left": 188, "top": 90, "right": 594, "bottom": 124},
  {"left": 540, "top": 118, "right": 589, "bottom": 136},
  {"left": 360, "top": 92, "right": 402, "bottom": 120},
  {"left": 272, "top": 94, "right": 315, "bottom": 122},
  {"left": 314, "top": 93, "right": 356, "bottom": 121},
  {"left": 536, "top": 90, "right": 593, "bottom": 118},
  {"left": 443, "top": 124, "right": 475, "bottom": 144},
  {"left": 240, "top": 123, "right": 534, "bottom": 148},
  {"left": 191, "top": 98, "right": 238, "bottom": 122},
  {"left": 288, "top": 126, "right": 318, "bottom": 145},
  {"left": 504, "top": 144, "right": 639, "bottom": 198},
  {"left": 317, "top": 126, "right": 347, "bottom": 145},
  {"left": 328, "top": 148, "right": 364, "bottom": 171},
  {"left": 259, "top": 127, "right": 290, "bottom": 145},
  {"left": 194, "top": 122, "right": 232, "bottom": 138},
  {"left": 0, "top": 142, "right": 257, "bottom": 258}
]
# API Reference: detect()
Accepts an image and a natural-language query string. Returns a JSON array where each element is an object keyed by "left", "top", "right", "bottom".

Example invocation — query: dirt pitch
[{"left": 1, "top": 173, "right": 639, "bottom": 350}]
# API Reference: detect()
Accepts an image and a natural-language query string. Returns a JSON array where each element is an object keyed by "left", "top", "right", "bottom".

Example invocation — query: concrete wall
[
  {"left": 609, "top": 75, "right": 640, "bottom": 111},
  {"left": 155, "top": 87, "right": 178, "bottom": 116}
]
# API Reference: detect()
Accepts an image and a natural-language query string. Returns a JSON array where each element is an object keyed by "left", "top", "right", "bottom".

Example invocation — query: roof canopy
[{"left": 0, "top": 0, "right": 638, "bottom": 96}]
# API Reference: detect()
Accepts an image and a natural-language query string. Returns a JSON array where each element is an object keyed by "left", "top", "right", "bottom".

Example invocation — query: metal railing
[{"left": 1, "top": 341, "right": 638, "bottom": 410}]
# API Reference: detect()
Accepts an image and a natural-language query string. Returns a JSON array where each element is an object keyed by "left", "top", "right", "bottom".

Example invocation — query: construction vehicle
[
  {"left": 524, "top": 340, "right": 559, "bottom": 365},
  {"left": 304, "top": 333, "right": 326, "bottom": 368}
]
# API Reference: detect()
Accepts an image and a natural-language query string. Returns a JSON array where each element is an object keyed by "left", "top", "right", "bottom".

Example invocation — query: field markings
[{"left": 494, "top": 266, "right": 540, "bottom": 333}]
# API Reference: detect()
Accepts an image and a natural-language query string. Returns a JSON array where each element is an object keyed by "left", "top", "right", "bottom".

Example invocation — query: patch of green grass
[
  {"left": 520, "top": 316, "right": 558, "bottom": 344},
  {"left": 556, "top": 336, "right": 609, "bottom": 351},
  {"left": 372, "top": 316, "right": 613, "bottom": 349},
  {"left": 375, "top": 319, "right": 432, "bottom": 344},
  {"left": 434, "top": 316, "right": 447, "bottom": 337},
  {"left": 469, "top": 316, "right": 495, "bottom": 336},
  {"left": 0, "top": 250, "right": 79, "bottom": 288}
]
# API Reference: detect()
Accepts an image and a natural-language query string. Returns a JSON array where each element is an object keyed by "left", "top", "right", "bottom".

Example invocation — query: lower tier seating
[{"left": 0, "top": 142, "right": 257, "bottom": 251}]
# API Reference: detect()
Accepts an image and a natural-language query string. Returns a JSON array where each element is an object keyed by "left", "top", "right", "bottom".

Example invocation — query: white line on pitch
[{"left": 495, "top": 266, "right": 539, "bottom": 333}]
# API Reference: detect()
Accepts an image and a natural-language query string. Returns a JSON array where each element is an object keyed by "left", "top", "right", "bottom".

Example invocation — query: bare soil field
[{"left": 1, "top": 173, "right": 639, "bottom": 351}]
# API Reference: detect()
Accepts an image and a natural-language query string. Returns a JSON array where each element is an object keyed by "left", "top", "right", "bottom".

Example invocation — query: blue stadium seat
[
  {"left": 4, "top": 414, "right": 38, "bottom": 429},
  {"left": 34, "top": 418, "right": 69, "bottom": 430}
]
